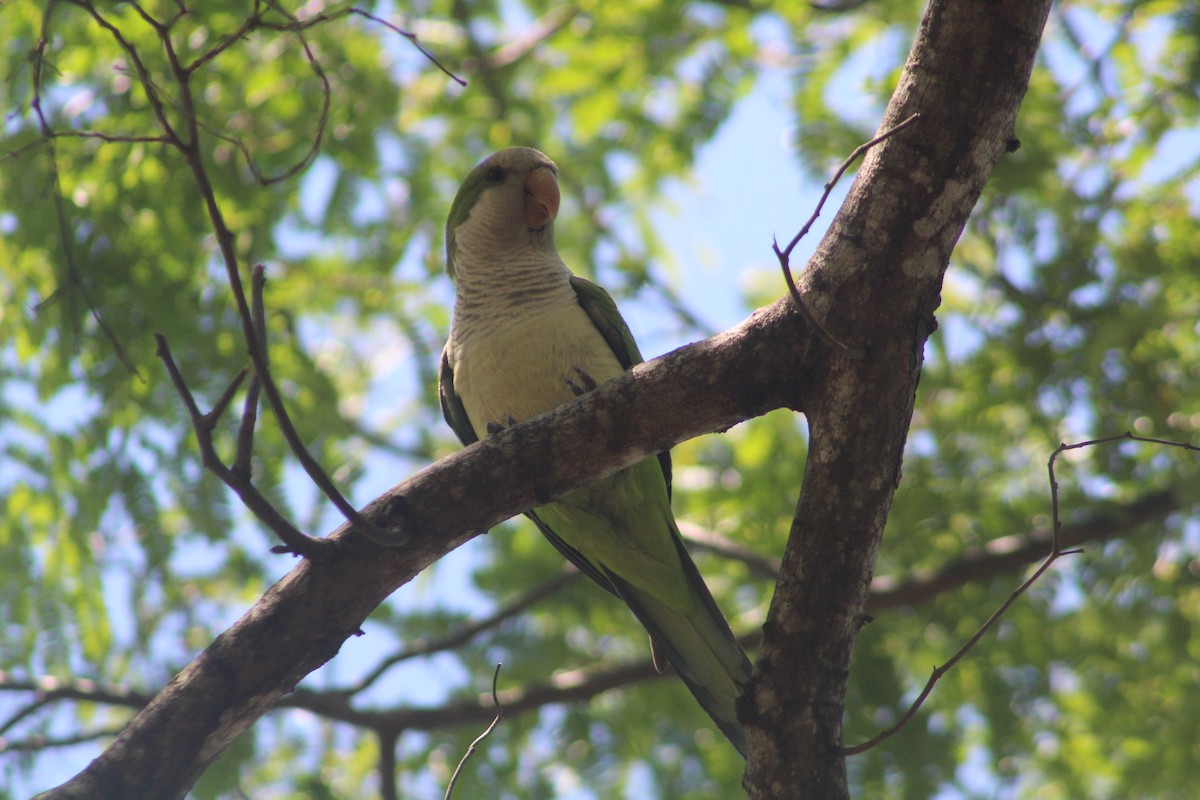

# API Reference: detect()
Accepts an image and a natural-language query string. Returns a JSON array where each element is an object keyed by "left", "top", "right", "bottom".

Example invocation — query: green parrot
[{"left": 439, "top": 147, "right": 752, "bottom": 757}]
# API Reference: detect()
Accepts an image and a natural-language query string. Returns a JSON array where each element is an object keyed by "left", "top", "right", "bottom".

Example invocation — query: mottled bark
[{"left": 742, "top": 1, "right": 1053, "bottom": 797}]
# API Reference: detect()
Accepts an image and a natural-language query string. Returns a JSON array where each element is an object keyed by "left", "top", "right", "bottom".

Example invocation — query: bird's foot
[
  {"left": 485, "top": 415, "right": 520, "bottom": 436},
  {"left": 565, "top": 366, "right": 598, "bottom": 397}
]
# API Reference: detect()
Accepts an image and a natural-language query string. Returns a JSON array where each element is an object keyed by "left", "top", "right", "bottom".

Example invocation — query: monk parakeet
[{"left": 439, "top": 147, "right": 752, "bottom": 756}]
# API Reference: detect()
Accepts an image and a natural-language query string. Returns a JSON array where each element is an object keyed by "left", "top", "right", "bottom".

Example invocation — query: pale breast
[{"left": 452, "top": 302, "right": 625, "bottom": 436}]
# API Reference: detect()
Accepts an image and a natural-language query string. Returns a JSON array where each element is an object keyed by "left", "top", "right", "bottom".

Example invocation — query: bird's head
[{"left": 445, "top": 147, "right": 561, "bottom": 281}]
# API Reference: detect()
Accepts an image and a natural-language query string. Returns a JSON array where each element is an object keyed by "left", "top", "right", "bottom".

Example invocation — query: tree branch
[
  {"left": 35, "top": 291, "right": 817, "bottom": 800},
  {"left": 5, "top": 491, "right": 1177, "bottom": 765},
  {"left": 866, "top": 490, "right": 1176, "bottom": 612},
  {"left": 340, "top": 569, "right": 578, "bottom": 696},
  {"left": 743, "top": 1, "right": 1053, "bottom": 796}
]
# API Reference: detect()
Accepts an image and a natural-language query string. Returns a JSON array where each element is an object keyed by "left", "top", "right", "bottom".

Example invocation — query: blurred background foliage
[{"left": 1, "top": 0, "right": 1198, "bottom": 798}]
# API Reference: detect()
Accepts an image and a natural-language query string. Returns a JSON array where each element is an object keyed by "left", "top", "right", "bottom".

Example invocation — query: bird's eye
[{"left": 484, "top": 166, "right": 506, "bottom": 183}]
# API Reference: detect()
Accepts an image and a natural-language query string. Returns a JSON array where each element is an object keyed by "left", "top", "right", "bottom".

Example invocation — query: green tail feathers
[
  {"left": 603, "top": 543, "right": 752, "bottom": 757},
  {"left": 527, "top": 474, "right": 753, "bottom": 757}
]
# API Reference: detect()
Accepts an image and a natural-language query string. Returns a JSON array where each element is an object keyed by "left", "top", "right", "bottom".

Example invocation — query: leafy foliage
[{"left": 1, "top": 1, "right": 1197, "bottom": 798}]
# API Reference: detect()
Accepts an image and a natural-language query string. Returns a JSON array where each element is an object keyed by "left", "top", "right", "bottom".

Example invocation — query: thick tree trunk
[{"left": 742, "top": 1, "right": 1053, "bottom": 797}]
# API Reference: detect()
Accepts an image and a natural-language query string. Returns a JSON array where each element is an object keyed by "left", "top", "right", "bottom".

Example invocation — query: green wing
[
  {"left": 569, "top": 275, "right": 644, "bottom": 369},
  {"left": 438, "top": 345, "right": 478, "bottom": 447},
  {"left": 570, "top": 276, "right": 672, "bottom": 497},
  {"left": 437, "top": 278, "right": 673, "bottom": 588},
  {"left": 520, "top": 275, "right": 676, "bottom": 598}
]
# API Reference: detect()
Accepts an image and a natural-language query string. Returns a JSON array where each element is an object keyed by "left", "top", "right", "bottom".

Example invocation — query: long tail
[{"left": 604, "top": 539, "right": 752, "bottom": 757}]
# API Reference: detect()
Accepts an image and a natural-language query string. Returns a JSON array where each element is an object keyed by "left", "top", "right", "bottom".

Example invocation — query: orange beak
[{"left": 523, "top": 167, "right": 560, "bottom": 229}]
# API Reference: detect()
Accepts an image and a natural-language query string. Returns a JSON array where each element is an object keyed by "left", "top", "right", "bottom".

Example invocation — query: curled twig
[
  {"left": 774, "top": 113, "right": 922, "bottom": 357},
  {"left": 444, "top": 664, "right": 504, "bottom": 800},
  {"left": 843, "top": 430, "right": 1198, "bottom": 755}
]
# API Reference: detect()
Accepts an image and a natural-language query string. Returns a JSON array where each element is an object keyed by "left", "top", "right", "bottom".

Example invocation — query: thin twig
[
  {"left": 184, "top": 1, "right": 266, "bottom": 74},
  {"left": 39, "top": 1, "right": 421, "bottom": 547},
  {"left": 1046, "top": 432, "right": 1198, "bottom": 551},
  {"left": 29, "top": 21, "right": 143, "bottom": 379},
  {"left": 344, "top": 571, "right": 578, "bottom": 695},
  {"left": 248, "top": 5, "right": 467, "bottom": 86},
  {"left": 773, "top": 113, "right": 922, "bottom": 357},
  {"left": 842, "top": 549, "right": 1062, "bottom": 755},
  {"left": 444, "top": 664, "right": 504, "bottom": 800},
  {"left": 235, "top": 265, "right": 269, "bottom": 476},
  {"left": 0, "top": 726, "right": 129, "bottom": 753},
  {"left": 240, "top": 0, "right": 331, "bottom": 185},
  {"left": 348, "top": 8, "right": 467, "bottom": 87},
  {"left": 155, "top": 333, "right": 335, "bottom": 560},
  {"left": 70, "top": 0, "right": 183, "bottom": 143},
  {"left": 843, "top": 430, "right": 1198, "bottom": 755},
  {"left": 138, "top": 8, "right": 402, "bottom": 547}
]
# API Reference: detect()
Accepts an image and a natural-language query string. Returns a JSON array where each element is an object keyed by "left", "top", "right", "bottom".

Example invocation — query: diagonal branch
[
  {"left": 343, "top": 569, "right": 579, "bottom": 696},
  {"left": 37, "top": 286, "right": 818, "bottom": 800},
  {"left": 4, "top": 486, "right": 1182, "bottom": 761},
  {"left": 155, "top": 333, "right": 329, "bottom": 558}
]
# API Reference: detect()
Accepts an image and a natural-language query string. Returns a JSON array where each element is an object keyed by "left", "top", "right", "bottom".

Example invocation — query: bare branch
[
  {"left": 234, "top": 0, "right": 332, "bottom": 186},
  {"left": 844, "top": 434, "right": 1198, "bottom": 754},
  {"left": 486, "top": 5, "right": 579, "bottom": 69},
  {"left": 28, "top": 16, "right": 143, "bottom": 379},
  {"left": 677, "top": 521, "right": 782, "bottom": 581},
  {"left": 0, "top": 673, "right": 149, "bottom": 740},
  {"left": 444, "top": 664, "right": 504, "bottom": 800},
  {"left": 844, "top": 546, "right": 1069, "bottom": 755},
  {"left": 284, "top": 655, "right": 667, "bottom": 735},
  {"left": 867, "top": 491, "right": 1176, "bottom": 612},
  {"left": 1046, "top": 432, "right": 1198, "bottom": 549},
  {"left": 0, "top": 727, "right": 127, "bottom": 754},
  {"left": 234, "top": 266, "right": 269, "bottom": 476},
  {"left": 345, "top": 8, "right": 466, "bottom": 87},
  {"left": 67, "top": 0, "right": 185, "bottom": 143},
  {"left": 120, "top": 6, "right": 400, "bottom": 546},
  {"left": 154, "top": 333, "right": 333, "bottom": 559},
  {"left": 344, "top": 570, "right": 578, "bottom": 695},
  {"left": 34, "top": 1, "right": 438, "bottom": 547}
]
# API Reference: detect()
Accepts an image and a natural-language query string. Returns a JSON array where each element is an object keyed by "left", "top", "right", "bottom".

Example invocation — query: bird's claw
[
  {"left": 565, "top": 366, "right": 598, "bottom": 397},
  {"left": 486, "top": 415, "right": 520, "bottom": 436}
]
